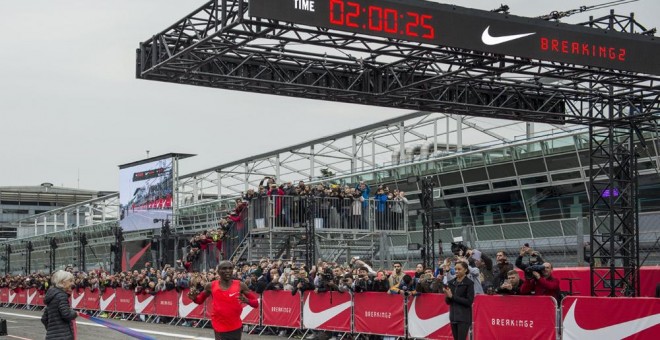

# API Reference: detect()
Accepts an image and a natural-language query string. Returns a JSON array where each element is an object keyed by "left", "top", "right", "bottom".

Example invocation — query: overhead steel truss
[{"left": 136, "top": 0, "right": 660, "bottom": 296}]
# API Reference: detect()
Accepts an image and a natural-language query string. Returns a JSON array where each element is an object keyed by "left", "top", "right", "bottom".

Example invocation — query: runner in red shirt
[{"left": 189, "top": 261, "right": 259, "bottom": 340}]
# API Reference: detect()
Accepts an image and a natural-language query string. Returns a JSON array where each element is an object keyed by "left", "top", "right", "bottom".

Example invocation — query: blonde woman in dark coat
[{"left": 41, "top": 270, "right": 78, "bottom": 339}]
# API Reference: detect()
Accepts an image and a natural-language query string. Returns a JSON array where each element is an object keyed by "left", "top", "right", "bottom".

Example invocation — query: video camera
[{"left": 451, "top": 242, "right": 468, "bottom": 256}]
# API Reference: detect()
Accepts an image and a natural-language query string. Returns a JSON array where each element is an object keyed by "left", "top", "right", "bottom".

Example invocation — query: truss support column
[
  {"left": 399, "top": 122, "right": 405, "bottom": 160},
  {"left": 420, "top": 178, "right": 435, "bottom": 270},
  {"left": 244, "top": 163, "right": 250, "bottom": 192},
  {"left": 589, "top": 121, "right": 639, "bottom": 296},
  {"left": 434, "top": 119, "right": 438, "bottom": 154},
  {"left": 351, "top": 135, "right": 357, "bottom": 173},
  {"left": 217, "top": 170, "right": 222, "bottom": 199},
  {"left": 457, "top": 116, "right": 463, "bottom": 152},
  {"left": 193, "top": 177, "right": 199, "bottom": 203},
  {"left": 276, "top": 154, "right": 281, "bottom": 181},
  {"left": 310, "top": 145, "right": 315, "bottom": 181}
]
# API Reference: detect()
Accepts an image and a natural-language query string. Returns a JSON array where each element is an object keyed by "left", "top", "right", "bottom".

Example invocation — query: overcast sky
[{"left": 1, "top": 0, "right": 658, "bottom": 191}]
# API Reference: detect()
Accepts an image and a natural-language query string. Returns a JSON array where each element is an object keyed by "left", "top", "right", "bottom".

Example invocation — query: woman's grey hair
[{"left": 51, "top": 270, "right": 74, "bottom": 289}]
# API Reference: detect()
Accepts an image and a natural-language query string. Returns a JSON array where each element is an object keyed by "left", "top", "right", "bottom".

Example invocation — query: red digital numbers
[
  {"left": 346, "top": 2, "right": 359, "bottom": 28},
  {"left": 329, "top": 0, "right": 435, "bottom": 41},
  {"left": 329, "top": 0, "right": 344, "bottom": 25}
]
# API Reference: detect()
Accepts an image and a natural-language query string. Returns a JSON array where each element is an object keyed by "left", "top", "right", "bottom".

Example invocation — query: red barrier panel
[
  {"left": 407, "top": 294, "right": 452, "bottom": 340},
  {"left": 261, "top": 290, "right": 301, "bottom": 328},
  {"left": 0, "top": 288, "right": 8, "bottom": 303},
  {"left": 15, "top": 289, "right": 27, "bottom": 305},
  {"left": 34, "top": 289, "right": 45, "bottom": 306},
  {"left": 26, "top": 288, "right": 40, "bottom": 306},
  {"left": 84, "top": 288, "right": 100, "bottom": 310},
  {"left": 205, "top": 297, "right": 213, "bottom": 320},
  {"left": 115, "top": 288, "right": 134, "bottom": 313},
  {"left": 241, "top": 298, "right": 260, "bottom": 325},
  {"left": 302, "top": 291, "right": 351, "bottom": 332},
  {"left": 473, "top": 295, "right": 556, "bottom": 340},
  {"left": 155, "top": 290, "right": 178, "bottom": 317},
  {"left": 354, "top": 292, "right": 405, "bottom": 336},
  {"left": 179, "top": 289, "right": 205, "bottom": 319},
  {"left": 543, "top": 267, "right": 660, "bottom": 297},
  {"left": 71, "top": 289, "right": 85, "bottom": 309},
  {"left": 562, "top": 296, "right": 660, "bottom": 340},
  {"left": 134, "top": 293, "right": 155, "bottom": 314},
  {"left": 100, "top": 288, "right": 116, "bottom": 312}
]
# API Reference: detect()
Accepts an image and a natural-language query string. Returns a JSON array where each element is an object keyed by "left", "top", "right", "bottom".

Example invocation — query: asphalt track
[{"left": 0, "top": 307, "right": 280, "bottom": 340}]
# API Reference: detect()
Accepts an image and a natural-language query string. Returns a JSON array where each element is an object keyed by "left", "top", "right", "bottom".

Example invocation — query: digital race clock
[{"left": 248, "top": 0, "right": 660, "bottom": 75}]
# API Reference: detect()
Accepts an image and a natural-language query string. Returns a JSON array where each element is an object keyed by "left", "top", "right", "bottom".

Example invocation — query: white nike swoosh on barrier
[
  {"left": 481, "top": 26, "right": 535, "bottom": 45},
  {"left": 72, "top": 292, "right": 85, "bottom": 308},
  {"left": 563, "top": 300, "right": 660, "bottom": 340},
  {"left": 241, "top": 298, "right": 260, "bottom": 320},
  {"left": 8, "top": 291, "right": 16, "bottom": 303},
  {"left": 26, "top": 291, "right": 36, "bottom": 305},
  {"left": 179, "top": 294, "right": 199, "bottom": 318},
  {"left": 407, "top": 297, "right": 450, "bottom": 338},
  {"left": 303, "top": 294, "right": 351, "bottom": 329},
  {"left": 100, "top": 293, "right": 116, "bottom": 311},
  {"left": 134, "top": 295, "right": 154, "bottom": 313}
]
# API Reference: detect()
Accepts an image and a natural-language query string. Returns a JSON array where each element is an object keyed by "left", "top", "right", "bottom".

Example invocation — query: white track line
[{"left": 0, "top": 311, "right": 214, "bottom": 340}]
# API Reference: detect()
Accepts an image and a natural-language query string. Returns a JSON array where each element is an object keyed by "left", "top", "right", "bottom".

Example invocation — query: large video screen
[{"left": 119, "top": 157, "right": 173, "bottom": 231}]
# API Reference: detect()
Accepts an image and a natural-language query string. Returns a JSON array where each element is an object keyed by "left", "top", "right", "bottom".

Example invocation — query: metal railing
[{"left": 244, "top": 195, "right": 408, "bottom": 232}]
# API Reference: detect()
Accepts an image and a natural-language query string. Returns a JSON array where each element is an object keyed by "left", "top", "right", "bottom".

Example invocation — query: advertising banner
[
  {"left": 34, "top": 289, "right": 46, "bottom": 306},
  {"left": 473, "top": 295, "right": 556, "bottom": 340},
  {"left": 155, "top": 290, "right": 178, "bottom": 317},
  {"left": 353, "top": 292, "right": 405, "bottom": 336},
  {"left": 115, "top": 288, "right": 135, "bottom": 313},
  {"left": 241, "top": 298, "right": 260, "bottom": 325},
  {"left": 407, "top": 294, "right": 452, "bottom": 340},
  {"left": 134, "top": 293, "right": 155, "bottom": 315},
  {"left": 84, "top": 287, "right": 100, "bottom": 310},
  {"left": 179, "top": 289, "right": 205, "bottom": 319},
  {"left": 303, "top": 291, "right": 351, "bottom": 332},
  {"left": 71, "top": 289, "right": 85, "bottom": 309},
  {"left": 261, "top": 290, "right": 301, "bottom": 328},
  {"left": 15, "top": 289, "right": 27, "bottom": 305},
  {"left": 562, "top": 296, "right": 660, "bottom": 340},
  {"left": 100, "top": 288, "right": 116, "bottom": 312},
  {"left": 0, "top": 288, "right": 8, "bottom": 303},
  {"left": 26, "top": 288, "right": 39, "bottom": 306}
]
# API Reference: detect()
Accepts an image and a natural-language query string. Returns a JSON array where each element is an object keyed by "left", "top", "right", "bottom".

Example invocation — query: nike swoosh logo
[
  {"left": 241, "top": 298, "right": 260, "bottom": 320},
  {"left": 407, "top": 297, "right": 450, "bottom": 338},
  {"left": 481, "top": 26, "right": 535, "bottom": 45},
  {"left": 72, "top": 292, "right": 84, "bottom": 308},
  {"left": 303, "top": 294, "right": 351, "bottom": 329},
  {"left": 100, "top": 293, "right": 116, "bottom": 311},
  {"left": 563, "top": 300, "right": 660, "bottom": 340},
  {"left": 229, "top": 292, "right": 239, "bottom": 297},
  {"left": 179, "top": 294, "right": 200, "bottom": 318},
  {"left": 134, "top": 295, "right": 154, "bottom": 313},
  {"left": 27, "top": 291, "right": 37, "bottom": 304},
  {"left": 8, "top": 291, "right": 16, "bottom": 304}
]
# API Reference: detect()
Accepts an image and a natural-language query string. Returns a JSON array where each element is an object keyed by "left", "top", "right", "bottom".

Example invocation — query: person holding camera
[
  {"left": 495, "top": 270, "right": 522, "bottom": 295},
  {"left": 519, "top": 262, "right": 560, "bottom": 300},
  {"left": 443, "top": 261, "right": 474, "bottom": 340},
  {"left": 352, "top": 267, "right": 373, "bottom": 293}
]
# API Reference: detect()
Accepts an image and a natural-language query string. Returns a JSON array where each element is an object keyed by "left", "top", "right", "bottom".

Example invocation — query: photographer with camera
[
  {"left": 315, "top": 267, "right": 341, "bottom": 293},
  {"left": 352, "top": 267, "right": 373, "bottom": 293},
  {"left": 291, "top": 270, "right": 314, "bottom": 296},
  {"left": 515, "top": 243, "right": 544, "bottom": 278},
  {"left": 519, "top": 262, "right": 560, "bottom": 300},
  {"left": 495, "top": 270, "right": 522, "bottom": 295}
]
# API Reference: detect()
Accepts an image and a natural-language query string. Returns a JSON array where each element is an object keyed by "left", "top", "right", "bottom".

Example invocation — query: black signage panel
[{"left": 249, "top": 0, "right": 660, "bottom": 75}]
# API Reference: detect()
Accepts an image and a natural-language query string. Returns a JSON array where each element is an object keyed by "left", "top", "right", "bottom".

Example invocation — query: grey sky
[{"left": 1, "top": 0, "right": 658, "bottom": 191}]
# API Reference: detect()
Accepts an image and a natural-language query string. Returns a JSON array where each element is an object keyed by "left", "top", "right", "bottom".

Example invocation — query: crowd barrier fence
[{"left": 2, "top": 288, "right": 658, "bottom": 339}]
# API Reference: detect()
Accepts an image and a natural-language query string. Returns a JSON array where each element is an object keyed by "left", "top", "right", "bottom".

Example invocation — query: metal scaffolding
[{"left": 134, "top": 0, "right": 660, "bottom": 296}]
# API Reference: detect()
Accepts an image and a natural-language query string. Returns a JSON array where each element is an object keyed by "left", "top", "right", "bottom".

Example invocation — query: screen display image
[{"left": 119, "top": 158, "right": 173, "bottom": 231}]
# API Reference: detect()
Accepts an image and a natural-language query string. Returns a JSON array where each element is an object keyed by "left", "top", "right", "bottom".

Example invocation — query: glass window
[
  {"left": 486, "top": 147, "right": 513, "bottom": 164},
  {"left": 468, "top": 191, "right": 526, "bottom": 225}
]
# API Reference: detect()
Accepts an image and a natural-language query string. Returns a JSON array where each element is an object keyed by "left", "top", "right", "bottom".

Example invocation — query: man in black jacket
[{"left": 496, "top": 270, "right": 522, "bottom": 295}]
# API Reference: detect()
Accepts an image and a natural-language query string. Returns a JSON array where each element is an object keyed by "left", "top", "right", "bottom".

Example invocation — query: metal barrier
[{"left": 245, "top": 195, "right": 408, "bottom": 232}]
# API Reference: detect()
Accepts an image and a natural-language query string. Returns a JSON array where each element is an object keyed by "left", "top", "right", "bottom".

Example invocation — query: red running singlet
[{"left": 210, "top": 280, "right": 243, "bottom": 332}]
